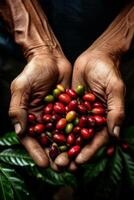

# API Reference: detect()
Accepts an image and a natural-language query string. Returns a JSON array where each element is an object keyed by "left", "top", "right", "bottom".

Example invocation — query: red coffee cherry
[
  {"left": 68, "top": 145, "right": 81, "bottom": 158},
  {"left": 34, "top": 124, "right": 45, "bottom": 134},
  {"left": 93, "top": 115, "right": 105, "bottom": 126},
  {"left": 53, "top": 102, "right": 66, "bottom": 114},
  {"left": 68, "top": 100, "right": 78, "bottom": 111},
  {"left": 43, "top": 103, "right": 53, "bottom": 114},
  {"left": 83, "top": 101, "right": 92, "bottom": 111},
  {"left": 53, "top": 133, "right": 66, "bottom": 143},
  {"left": 39, "top": 134, "right": 49, "bottom": 145},
  {"left": 56, "top": 118, "right": 67, "bottom": 130},
  {"left": 79, "top": 116, "right": 88, "bottom": 128},
  {"left": 67, "top": 133, "right": 75, "bottom": 146},
  {"left": 81, "top": 128, "right": 94, "bottom": 140},
  {"left": 28, "top": 126, "right": 35, "bottom": 136},
  {"left": 66, "top": 89, "right": 77, "bottom": 99},
  {"left": 49, "top": 145, "right": 59, "bottom": 160},
  {"left": 42, "top": 114, "right": 52, "bottom": 123},
  {"left": 93, "top": 101, "right": 104, "bottom": 108},
  {"left": 28, "top": 114, "right": 36, "bottom": 123},
  {"left": 58, "top": 93, "right": 71, "bottom": 104},
  {"left": 106, "top": 146, "right": 115, "bottom": 156},
  {"left": 92, "top": 107, "right": 105, "bottom": 115},
  {"left": 87, "top": 116, "right": 96, "bottom": 127},
  {"left": 77, "top": 104, "right": 87, "bottom": 114},
  {"left": 83, "top": 93, "right": 96, "bottom": 102},
  {"left": 75, "top": 136, "right": 83, "bottom": 146}
]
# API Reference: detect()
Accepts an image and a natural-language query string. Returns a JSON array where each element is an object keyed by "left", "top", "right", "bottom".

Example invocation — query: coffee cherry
[
  {"left": 77, "top": 104, "right": 87, "bottom": 114},
  {"left": 93, "top": 102, "right": 104, "bottom": 108},
  {"left": 58, "top": 93, "right": 71, "bottom": 104},
  {"left": 87, "top": 116, "right": 96, "bottom": 127},
  {"left": 44, "top": 95, "right": 54, "bottom": 102},
  {"left": 45, "top": 131, "right": 52, "bottom": 138},
  {"left": 92, "top": 107, "right": 105, "bottom": 115},
  {"left": 43, "top": 103, "right": 53, "bottom": 114},
  {"left": 28, "top": 114, "right": 36, "bottom": 123},
  {"left": 49, "top": 145, "right": 59, "bottom": 160},
  {"left": 34, "top": 124, "right": 45, "bottom": 134},
  {"left": 39, "top": 134, "right": 49, "bottom": 145},
  {"left": 76, "top": 85, "right": 85, "bottom": 96},
  {"left": 83, "top": 101, "right": 92, "bottom": 111},
  {"left": 68, "top": 100, "right": 78, "bottom": 111},
  {"left": 68, "top": 145, "right": 81, "bottom": 157},
  {"left": 73, "top": 126, "right": 81, "bottom": 135},
  {"left": 56, "top": 118, "right": 67, "bottom": 130},
  {"left": 79, "top": 116, "right": 88, "bottom": 128},
  {"left": 42, "top": 114, "right": 51, "bottom": 123},
  {"left": 121, "top": 143, "right": 129, "bottom": 150},
  {"left": 53, "top": 133, "right": 66, "bottom": 143},
  {"left": 73, "top": 117, "right": 79, "bottom": 125},
  {"left": 45, "top": 122, "right": 53, "bottom": 131},
  {"left": 52, "top": 88, "right": 61, "bottom": 97},
  {"left": 75, "top": 136, "right": 83, "bottom": 146},
  {"left": 51, "top": 114, "right": 61, "bottom": 123},
  {"left": 93, "top": 115, "right": 105, "bottom": 126},
  {"left": 66, "top": 111, "right": 77, "bottom": 122},
  {"left": 59, "top": 145, "right": 68, "bottom": 152},
  {"left": 36, "top": 114, "right": 43, "bottom": 123},
  {"left": 66, "top": 89, "right": 77, "bottom": 99},
  {"left": 83, "top": 93, "right": 96, "bottom": 102},
  {"left": 67, "top": 133, "right": 75, "bottom": 146},
  {"left": 65, "top": 123, "right": 74, "bottom": 134},
  {"left": 53, "top": 102, "right": 66, "bottom": 114},
  {"left": 56, "top": 84, "right": 65, "bottom": 92},
  {"left": 106, "top": 146, "right": 114, "bottom": 156},
  {"left": 81, "top": 128, "right": 94, "bottom": 140},
  {"left": 28, "top": 126, "right": 35, "bottom": 136}
]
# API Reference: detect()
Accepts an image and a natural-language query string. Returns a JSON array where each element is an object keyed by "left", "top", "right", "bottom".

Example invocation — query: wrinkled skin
[
  {"left": 9, "top": 52, "right": 72, "bottom": 167},
  {"left": 71, "top": 48, "right": 125, "bottom": 165}
]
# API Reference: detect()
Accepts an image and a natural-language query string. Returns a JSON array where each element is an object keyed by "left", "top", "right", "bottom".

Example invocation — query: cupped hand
[
  {"left": 9, "top": 52, "right": 72, "bottom": 167},
  {"left": 71, "top": 48, "right": 125, "bottom": 165}
]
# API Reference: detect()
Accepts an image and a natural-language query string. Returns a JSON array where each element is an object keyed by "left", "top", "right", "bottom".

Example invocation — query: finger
[
  {"left": 58, "top": 59, "right": 72, "bottom": 88},
  {"left": 54, "top": 152, "right": 70, "bottom": 167},
  {"left": 107, "top": 80, "right": 125, "bottom": 138},
  {"left": 68, "top": 161, "right": 78, "bottom": 172},
  {"left": 72, "top": 61, "right": 85, "bottom": 89},
  {"left": 75, "top": 127, "right": 109, "bottom": 164},
  {"left": 9, "top": 76, "right": 30, "bottom": 135},
  {"left": 21, "top": 136, "right": 49, "bottom": 167}
]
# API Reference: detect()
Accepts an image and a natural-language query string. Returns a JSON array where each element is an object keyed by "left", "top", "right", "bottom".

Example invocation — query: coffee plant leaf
[
  {"left": 42, "top": 168, "right": 77, "bottom": 187},
  {"left": 121, "top": 151, "right": 134, "bottom": 188},
  {"left": 83, "top": 157, "right": 107, "bottom": 183},
  {"left": 122, "top": 126, "right": 134, "bottom": 144},
  {"left": 95, "top": 147, "right": 123, "bottom": 200},
  {"left": 0, "top": 164, "right": 29, "bottom": 200},
  {"left": 0, "top": 132, "right": 19, "bottom": 146},
  {"left": 0, "top": 173, "right": 14, "bottom": 200},
  {"left": 0, "top": 149, "right": 35, "bottom": 167}
]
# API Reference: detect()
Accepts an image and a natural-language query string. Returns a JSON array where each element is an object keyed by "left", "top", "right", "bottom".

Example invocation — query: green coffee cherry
[
  {"left": 76, "top": 85, "right": 85, "bottom": 96},
  {"left": 52, "top": 88, "right": 61, "bottom": 98},
  {"left": 66, "top": 111, "right": 77, "bottom": 122},
  {"left": 44, "top": 95, "right": 54, "bottom": 102},
  {"left": 59, "top": 145, "right": 68, "bottom": 152},
  {"left": 73, "top": 117, "right": 79, "bottom": 125},
  {"left": 65, "top": 123, "right": 74, "bottom": 134},
  {"left": 45, "top": 131, "right": 52, "bottom": 138}
]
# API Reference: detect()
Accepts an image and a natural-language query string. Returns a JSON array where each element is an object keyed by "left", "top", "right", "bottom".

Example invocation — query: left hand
[{"left": 71, "top": 48, "right": 125, "bottom": 165}]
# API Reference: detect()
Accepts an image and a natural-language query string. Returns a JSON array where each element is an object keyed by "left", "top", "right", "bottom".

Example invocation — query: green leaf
[
  {"left": 0, "top": 174, "right": 14, "bottom": 200},
  {"left": 0, "top": 132, "right": 19, "bottom": 146},
  {"left": 0, "top": 149, "right": 35, "bottom": 167},
  {"left": 122, "top": 151, "right": 134, "bottom": 188},
  {"left": 122, "top": 126, "right": 134, "bottom": 144},
  {"left": 83, "top": 158, "right": 107, "bottom": 183},
  {"left": 95, "top": 148, "right": 123, "bottom": 200},
  {"left": 0, "top": 164, "right": 29, "bottom": 200},
  {"left": 42, "top": 168, "right": 77, "bottom": 187}
]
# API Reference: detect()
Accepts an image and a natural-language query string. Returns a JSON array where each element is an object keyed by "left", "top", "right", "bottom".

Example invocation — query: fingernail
[
  {"left": 113, "top": 126, "right": 120, "bottom": 138},
  {"left": 14, "top": 123, "right": 21, "bottom": 135}
]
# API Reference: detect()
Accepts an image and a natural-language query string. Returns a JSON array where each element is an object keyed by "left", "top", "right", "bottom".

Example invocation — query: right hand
[{"left": 9, "top": 51, "right": 72, "bottom": 167}]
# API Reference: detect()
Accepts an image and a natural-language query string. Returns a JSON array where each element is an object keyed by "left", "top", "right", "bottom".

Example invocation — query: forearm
[
  {"left": 0, "top": 0, "right": 63, "bottom": 60},
  {"left": 90, "top": 2, "right": 134, "bottom": 60}
]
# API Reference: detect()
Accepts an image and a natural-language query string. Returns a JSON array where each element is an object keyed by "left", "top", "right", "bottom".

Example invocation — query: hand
[
  {"left": 9, "top": 52, "right": 72, "bottom": 167},
  {"left": 71, "top": 48, "right": 125, "bottom": 164}
]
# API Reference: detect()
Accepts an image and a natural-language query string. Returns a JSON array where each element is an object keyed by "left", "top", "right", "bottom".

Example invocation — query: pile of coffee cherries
[{"left": 28, "top": 85, "right": 107, "bottom": 160}]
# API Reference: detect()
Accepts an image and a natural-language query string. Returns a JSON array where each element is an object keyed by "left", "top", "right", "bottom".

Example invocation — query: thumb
[
  {"left": 107, "top": 80, "right": 125, "bottom": 138},
  {"left": 9, "top": 77, "right": 30, "bottom": 135}
]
